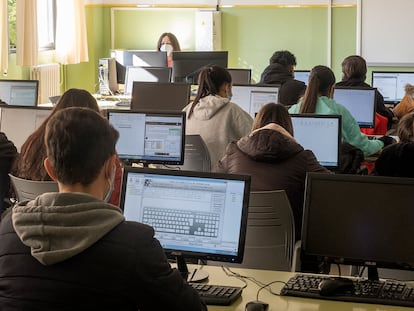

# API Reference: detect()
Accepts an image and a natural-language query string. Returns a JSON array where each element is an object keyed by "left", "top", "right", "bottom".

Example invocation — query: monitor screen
[
  {"left": 0, "top": 80, "right": 39, "bottom": 107},
  {"left": 371, "top": 71, "right": 414, "bottom": 104},
  {"left": 119, "top": 166, "right": 251, "bottom": 276},
  {"left": 294, "top": 70, "right": 310, "bottom": 85},
  {"left": 124, "top": 66, "right": 172, "bottom": 95},
  {"left": 0, "top": 105, "right": 52, "bottom": 152},
  {"left": 105, "top": 109, "right": 186, "bottom": 165},
  {"left": 171, "top": 51, "right": 228, "bottom": 83},
  {"left": 227, "top": 68, "right": 252, "bottom": 85},
  {"left": 302, "top": 173, "right": 414, "bottom": 280},
  {"left": 231, "top": 84, "right": 280, "bottom": 117},
  {"left": 110, "top": 50, "right": 168, "bottom": 84},
  {"left": 290, "top": 114, "right": 341, "bottom": 169},
  {"left": 333, "top": 87, "right": 376, "bottom": 128},
  {"left": 131, "top": 81, "right": 190, "bottom": 111}
]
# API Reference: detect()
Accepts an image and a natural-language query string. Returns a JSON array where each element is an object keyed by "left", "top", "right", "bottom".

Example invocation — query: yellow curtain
[
  {"left": 0, "top": 0, "right": 8, "bottom": 73},
  {"left": 55, "top": 0, "right": 89, "bottom": 65},
  {"left": 16, "top": 0, "right": 38, "bottom": 66}
]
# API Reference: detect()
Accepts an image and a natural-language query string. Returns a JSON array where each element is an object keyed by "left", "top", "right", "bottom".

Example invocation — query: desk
[{"left": 193, "top": 265, "right": 409, "bottom": 311}]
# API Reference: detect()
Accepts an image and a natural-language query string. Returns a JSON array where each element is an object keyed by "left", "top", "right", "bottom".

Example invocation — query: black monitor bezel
[
  {"left": 130, "top": 81, "right": 191, "bottom": 111},
  {"left": 119, "top": 166, "right": 251, "bottom": 264},
  {"left": 171, "top": 51, "right": 228, "bottom": 83},
  {"left": 104, "top": 109, "right": 186, "bottom": 166},
  {"left": 302, "top": 172, "right": 414, "bottom": 274},
  {"left": 0, "top": 79, "right": 39, "bottom": 107},
  {"left": 290, "top": 113, "right": 342, "bottom": 170},
  {"left": 371, "top": 70, "right": 414, "bottom": 105},
  {"left": 333, "top": 86, "right": 377, "bottom": 128}
]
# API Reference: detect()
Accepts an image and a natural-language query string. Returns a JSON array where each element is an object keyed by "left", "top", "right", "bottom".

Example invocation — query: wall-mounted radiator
[{"left": 30, "top": 63, "right": 60, "bottom": 104}]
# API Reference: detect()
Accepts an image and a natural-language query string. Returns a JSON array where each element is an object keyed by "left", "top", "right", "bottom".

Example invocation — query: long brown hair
[
  {"left": 156, "top": 32, "right": 181, "bottom": 52},
  {"left": 300, "top": 65, "right": 336, "bottom": 113},
  {"left": 252, "top": 103, "right": 294, "bottom": 135},
  {"left": 187, "top": 66, "right": 232, "bottom": 119},
  {"left": 13, "top": 88, "right": 100, "bottom": 181}
]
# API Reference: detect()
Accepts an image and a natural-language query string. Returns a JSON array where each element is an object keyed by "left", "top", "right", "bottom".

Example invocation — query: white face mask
[
  {"left": 104, "top": 165, "right": 116, "bottom": 203},
  {"left": 160, "top": 43, "right": 173, "bottom": 56}
]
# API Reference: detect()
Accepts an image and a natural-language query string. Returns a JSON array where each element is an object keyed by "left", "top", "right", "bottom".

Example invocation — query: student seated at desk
[
  {"left": 374, "top": 112, "right": 414, "bottom": 177},
  {"left": 183, "top": 66, "right": 253, "bottom": 167},
  {"left": 214, "top": 103, "right": 330, "bottom": 240},
  {"left": 12, "top": 88, "right": 122, "bottom": 206},
  {"left": 289, "top": 65, "right": 394, "bottom": 157},
  {"left": 0, "top": 132, "right": 17, "bottom": 213},
  {"left": 0, "top": 107, "right": 206, "bottom": 311}
]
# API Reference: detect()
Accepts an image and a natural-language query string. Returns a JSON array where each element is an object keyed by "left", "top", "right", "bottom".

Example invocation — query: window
[{"left": 8, "top": 0, "right": 56, "bottom": 51}]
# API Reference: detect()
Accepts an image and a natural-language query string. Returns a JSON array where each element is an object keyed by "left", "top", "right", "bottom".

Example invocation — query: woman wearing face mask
[
  {"left": 156, "top": 32, "right": 181, "bottom": 67},
  {"left": 182, "top": 66, "right": 253, "bottom": 166}
]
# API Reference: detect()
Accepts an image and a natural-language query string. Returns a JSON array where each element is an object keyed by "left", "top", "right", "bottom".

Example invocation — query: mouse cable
[{"left": 256, "top": 280, "right": 288, "bottom": 301}]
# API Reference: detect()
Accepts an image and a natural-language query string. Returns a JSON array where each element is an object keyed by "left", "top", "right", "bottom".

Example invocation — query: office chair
[
  {"left": 9, "top": 174, "right": 59, "bottom": 202},
  {"left": 177, "top": 135, "right": 211, "bottom": 172},
  {"left": 210, "top": 190, "right": 295, "bottom": 271}
]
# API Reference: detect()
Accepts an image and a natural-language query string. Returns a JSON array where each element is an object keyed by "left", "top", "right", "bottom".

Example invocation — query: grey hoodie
[{"left": 12, "top": 192, "right": 124, "bottom": 265}]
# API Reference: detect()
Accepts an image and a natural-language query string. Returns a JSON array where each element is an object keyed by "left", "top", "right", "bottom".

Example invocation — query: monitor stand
[{"left": 176, "top": 254, "right": 209, "bottom": 283}]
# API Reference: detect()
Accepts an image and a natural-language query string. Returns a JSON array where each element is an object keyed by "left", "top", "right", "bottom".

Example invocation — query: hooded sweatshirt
[
  {"left": 214, "top": 124, "right": 330, "bottom": 239},
  {"left": 183, "top": 95, "right": 253, "bottom": 167}
]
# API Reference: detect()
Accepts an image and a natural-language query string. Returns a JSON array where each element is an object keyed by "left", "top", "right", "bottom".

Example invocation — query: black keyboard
[
  {"left": 281, "top": 274, "right": 414, "bottom": 308},
  {"left": 190, "top": 283, "right": 242, "bottom": 305}
]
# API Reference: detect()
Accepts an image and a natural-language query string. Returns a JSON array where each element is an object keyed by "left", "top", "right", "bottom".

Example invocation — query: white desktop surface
[{"left": 189, "top": 265, "right": 409, "bottom": 311}]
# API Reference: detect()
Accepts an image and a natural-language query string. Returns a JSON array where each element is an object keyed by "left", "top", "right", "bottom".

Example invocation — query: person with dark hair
[
  {"left": 289, "top": 65, "right": 393, "bottom": 157},
  {"left": 12, "top": 88, "right": 122, "bottom": 206},
  {"left": 156, "top": 32, "right": 181, "bottom": 67},
  {"left": 259, "top": 50, "right": 306, "bottom": 106},
  {"left": 0, "top": 107, "right": 206, "bottom": 311},
  {"left": 183, "top": 65, "right": 253, "bottom": 166},
  {"left": 214, "top": 103, "right": 329, "bottom": 240},
  {"left": 0, "top": 132, "right": 17, "bottom": 213},
  {"left": 336, "top": 55, "right": 394, "bottom": 128},
  {"left": 374, "top": 112, "right": 414, "bottom": 177}
]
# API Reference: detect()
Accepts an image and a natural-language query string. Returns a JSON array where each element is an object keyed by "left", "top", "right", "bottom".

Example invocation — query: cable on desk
[{"left": 256, "top": 280, "right": 288, "bottom": 301}]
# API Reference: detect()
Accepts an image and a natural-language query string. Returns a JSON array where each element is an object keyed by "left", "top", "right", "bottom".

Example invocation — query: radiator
[{"left": 30, "top": 63, "right": 60, "bottom": 104}]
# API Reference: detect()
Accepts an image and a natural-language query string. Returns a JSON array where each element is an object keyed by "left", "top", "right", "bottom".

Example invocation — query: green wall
[{"left": 4, "top": 5, "right": 414, "bottom": 94}]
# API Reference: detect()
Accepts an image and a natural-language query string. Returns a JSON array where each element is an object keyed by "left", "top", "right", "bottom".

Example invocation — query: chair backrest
[
  {"left": 209, "top": 190, "right": 295, "bottom": 271},
  {"left": 9, "top": 174, "right": 59, "bottom": 202},
  {"left": 177, "top": 135, "right": 211, "bottom": 172}
]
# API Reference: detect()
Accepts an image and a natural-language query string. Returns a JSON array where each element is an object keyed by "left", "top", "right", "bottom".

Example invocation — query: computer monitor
[
  {"left": 0, "top": 80, "right": 39, "bottom": 107},
  {"left": 371, "top": 71, "right": 414, "bottom": 104},
  {"left": 290, "top": 114, "right": 341, "bottom": 169},
  {"left": 333, "top": 86, "right": 376, "bottom": 128},
  {"left": 171, "top": 51, "right": 228, "bottom": 83},
  {"left": 294, "top": 70, "right": 310, "bottom": 85},
  {"left": 231, "top": 84, "right": 280, "bottom": 118},
  {"left": 227, "top": 68, "right": 252, "bottom": 85},
  {"left": 131, "top": 81, "right": 191, "bottom": 111},
  {"left": 0, "top": 105, "right": 52, "bottom": 152},
  {"left": 124, "top": 66, "right": 172, "bottom": 95},
  {"left": 105, "top": 109, "right": 186, "bottom": 166},
  {"left": 119, "top": 166, "right": 251, "bottom": 281},
  {"left": 302, "top": 172, "right": 414, "bottom": 281},
  {"left": 110, "top": 50, "right": 168, "bottom": 84}
]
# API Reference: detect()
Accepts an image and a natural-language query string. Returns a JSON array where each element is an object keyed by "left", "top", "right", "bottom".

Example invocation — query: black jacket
[
  {"left": 259, "top": 63, "right": 306, "bottom": 106},
  {"left": 373, "top": 142, "right": 414, "bottom": 177},
  {"left": 0, "top": 132, "right": 16, "bottom": 212}
]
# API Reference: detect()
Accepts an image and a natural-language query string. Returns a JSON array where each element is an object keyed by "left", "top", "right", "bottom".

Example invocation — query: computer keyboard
[
  {"left": 281, "top": 273, "right": 414, "bottom": 308},
  {"left": 190, "top": 283, "right": 242, "bottom": 305}
]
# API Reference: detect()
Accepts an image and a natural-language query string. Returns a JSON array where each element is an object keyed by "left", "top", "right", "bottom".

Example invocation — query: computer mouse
[
  {"left": 245, "top": 300, "right": 269, "bottom": 311},
  {"left": 318, "top": 277, "right": 354, "bottom": 296}
]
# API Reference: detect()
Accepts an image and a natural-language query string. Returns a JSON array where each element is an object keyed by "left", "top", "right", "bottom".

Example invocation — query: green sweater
[{"left": 289, "top": 96, "right": 384, "bottom": 156}]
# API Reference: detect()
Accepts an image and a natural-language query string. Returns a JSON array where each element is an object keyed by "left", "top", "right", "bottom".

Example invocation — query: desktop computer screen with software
[
  {"left": 105, "top": 109, "right": 186, "bottom": 166},
  {"left": 119, "top": 166, "right": 251, "bottom": 281},
  {"left": 333, "top": 87, "right": 376, "bottom": 128},
  {"left": 302, "top": 172, "right": 414, "bottom": 280},
  {"left": 290, "top": 114, "right": 341, "bottom": 170},
  {"left": 130, "top": 81, "right": 191, "bottom": 111},
  {"left": 0, "top": 80, "right": 39, "bottom": 107},
  {"left": 294, "top": 70, "right": 310, "bottom": 85},
  {"left": 371, "top": 71, "right": 414, "bottom": 104},
  {"left": 231, "top": 84, "right": 280, "bottom": 118}
]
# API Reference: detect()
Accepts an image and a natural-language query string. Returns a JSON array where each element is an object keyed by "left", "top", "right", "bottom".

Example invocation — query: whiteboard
[{"left": 361, "top": 0, "right": 414, "bottom": 66}]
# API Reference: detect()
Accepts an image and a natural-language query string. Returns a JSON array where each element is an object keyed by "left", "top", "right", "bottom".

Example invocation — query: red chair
[{"left": 360, "top": 113, "right": 388, "bottom": 135}]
